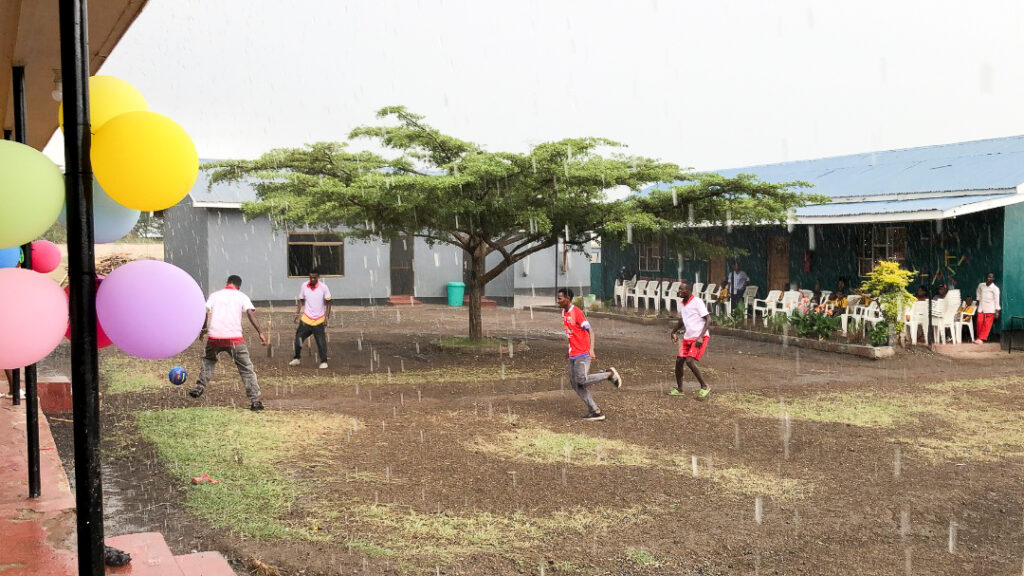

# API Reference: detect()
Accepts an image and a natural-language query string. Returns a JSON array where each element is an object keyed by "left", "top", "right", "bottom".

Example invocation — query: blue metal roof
[
  {"left": 646, "top": 135, "right": 1024, "bottom": 200},
  {"left": 796, "top": 194, "right": 1014, "bottom": 217}
]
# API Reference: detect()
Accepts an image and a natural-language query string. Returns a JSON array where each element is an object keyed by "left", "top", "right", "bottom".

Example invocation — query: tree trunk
[{"left": 467, "top": 246, "right": 487, "bottom": 340}]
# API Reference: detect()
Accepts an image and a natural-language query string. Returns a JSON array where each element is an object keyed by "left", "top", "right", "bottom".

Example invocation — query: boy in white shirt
[
  {"left": 189, "top": 275, "right": 269, "bottom": 410},
  {"left": 669, "top": 280, "right": 712, "bottom": 400},
  {"left": 974, "top": 273, "right": 1001, "bottom": 344},
  {"left": 288, "top": 268, "right": 332, "bottom": 369}
]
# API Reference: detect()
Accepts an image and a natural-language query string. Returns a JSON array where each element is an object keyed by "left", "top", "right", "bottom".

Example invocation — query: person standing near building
[
  {"left": 727, "top": 262, "right": 749, "bottom": 313},
  {"left": 557, "top": 288, "right": 622, "bottom": 421},
  {"left": 975, "top": 272, "right": 1001, "bottom": 344},
  {"left": 189, "top": 275, "right": 268, "bottom": 411},
  {"left": 289, "top": 268, "right": 332, "bottom": 369},
  {"left": 669, "top": 280, "right": 712, "bottom": 400}
]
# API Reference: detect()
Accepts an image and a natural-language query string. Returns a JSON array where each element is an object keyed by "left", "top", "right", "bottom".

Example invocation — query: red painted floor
[{"left": 0, "top": 400, "right": 234, "bottom": 575}]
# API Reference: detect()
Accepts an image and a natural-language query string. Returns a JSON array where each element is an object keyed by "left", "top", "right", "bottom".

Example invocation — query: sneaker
[
  {"left": 190, "top": 474, "right": 220, "bottom": 485},
  {"left": 187, "top": 387, "right": 203, "bottom": 399},
  {"left": 607, "top": 367, "right": 623, "bottom": 388},
  {"left": 696, "top": 387, "right": 711, "bottom": 401},
  {"left": 318, "top": 362, "right": 329, "bottom": 369},
  {"left": 582, "top": 411, "right": 606, "bottom": 421},
  {"left": 288, "top": 358, "right": 301, "bottom": 366},
  {"left": 250, "top": 400, "right": 264, "bottom": 411},
  {"left": 667, "top": 388, "right": 684, "bottom": 396}
]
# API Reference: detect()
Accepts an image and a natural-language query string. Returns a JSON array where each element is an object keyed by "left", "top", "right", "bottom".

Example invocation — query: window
[
  {"left": 287, "top": 233, "right": 345, "bottom": 277},
  {"left": 858, "top": 226, "right": 907, "bottom": 276},
  {"left": 637, "top": 241, "right": 662, "bottom": 272}
]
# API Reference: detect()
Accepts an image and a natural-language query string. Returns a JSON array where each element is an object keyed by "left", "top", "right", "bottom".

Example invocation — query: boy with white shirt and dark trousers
[
  {"left": 189, "top": 275, "right": 269, "bottom": 411},
  {"left": 669, "top": 280, "right": 712, "bottom": 400},
  {"left": 289, "top": 268, "right": 332, "bottom": 369}
]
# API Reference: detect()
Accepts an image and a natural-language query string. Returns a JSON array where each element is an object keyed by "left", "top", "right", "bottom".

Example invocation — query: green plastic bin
[{"left": 446, "top": 281, "right": 466, "bottom": 306}]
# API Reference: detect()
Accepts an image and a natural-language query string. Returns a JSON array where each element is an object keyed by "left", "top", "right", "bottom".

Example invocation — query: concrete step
[
  {"left": 106, "top": 532, "right": 184, "bottom": 576},
  {"left": 174, "top": 552, "right": 235, "bottom": 576},
  {"left": 387, "top": 294, "right": 422, "bottom": 306}
]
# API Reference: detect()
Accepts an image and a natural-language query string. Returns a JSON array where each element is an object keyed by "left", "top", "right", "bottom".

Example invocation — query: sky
[{"left": 43, "top": 0, "right": 1024, "bottom": 178}]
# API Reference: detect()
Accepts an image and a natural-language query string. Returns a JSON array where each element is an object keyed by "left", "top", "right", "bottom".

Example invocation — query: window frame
[
  {"left": 286, "top": 232, "right": 346, "bottom": 278},
  {"left": 857, "top": 225, "right": 907, "bottom": 277},
  {"left": 637, "top": 241, "right": 663, "bottom": 273}
]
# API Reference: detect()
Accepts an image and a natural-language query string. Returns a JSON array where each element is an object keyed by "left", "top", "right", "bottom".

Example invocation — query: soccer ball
[{"left": 168, "top": 366, "right": 188, "bottom": 386}]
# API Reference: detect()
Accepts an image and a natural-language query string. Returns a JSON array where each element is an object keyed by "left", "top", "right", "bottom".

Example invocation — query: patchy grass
[
  {"left": 346, "top": 539, "right": 397, "bottom": 558},
  {"left": 262, "top": 366, "right": 557, "bottom": 389},
  {"left": 625, "top": 547, "right": 660, "bottom": 567},
  {"left": 468, "top": 426, "right": 653, "bottom": 467},
  {"left": 923, "top": 376, "right": 1019, "bottom": 393},
  {"left": 719, "top": 391, "right": 915, "bottom": 428},
  {"left": 101, "top": 356, "right": 168, "bottom": 395},
  {"left": 137, "top": 407, "right": 362, "bottom": 540},
  {"left": 344, "top": 503, "right": 648, "bottom": 561},
  {"left": 708, "top": 465, "right": 811, "bottom": 501}
]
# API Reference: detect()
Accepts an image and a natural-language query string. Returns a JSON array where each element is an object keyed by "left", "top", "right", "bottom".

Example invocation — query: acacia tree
[
  {"left": 207, "top": 107, "right": 822, "bottom": 339},
  {"left": 207, "top": 106, "right": 678, "bottom": 339}
]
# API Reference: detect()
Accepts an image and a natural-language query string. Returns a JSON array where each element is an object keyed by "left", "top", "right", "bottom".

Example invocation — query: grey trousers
[
  {"left": 195, "top": 342, "right": 261, "bottom": 401},
  {"left": 568, "top": 355, "right": 608, "bottom": 413}
]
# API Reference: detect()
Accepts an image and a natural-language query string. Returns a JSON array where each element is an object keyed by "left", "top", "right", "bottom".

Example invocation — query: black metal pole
[
  {"left": 9, "top": 368, "right": 20, "bottom": 405},
  {"left": 12, "top": 65, "right": 41, "bottom": 498},
  {"left": 58, "top": 0, "right": 104, "bottom": 574}
]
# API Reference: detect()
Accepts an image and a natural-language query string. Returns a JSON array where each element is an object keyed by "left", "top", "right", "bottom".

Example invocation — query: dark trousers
[
  {"left": 294, "top": 321, "right": 328, "bottom": 362},
  {"left": 731, "top": 293, "right": 744, "bottom": 312},
  {"left": 196, "top": 342, "right": 260, "bottom": 401}
]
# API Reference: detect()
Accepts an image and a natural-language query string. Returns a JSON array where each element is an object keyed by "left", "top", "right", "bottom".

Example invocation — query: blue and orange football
[{"left": 168, "top": 366, "right": 188, "bottom": 386}]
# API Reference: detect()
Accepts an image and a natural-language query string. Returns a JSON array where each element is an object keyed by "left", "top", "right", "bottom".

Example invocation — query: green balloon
[{"left": 0, "top": 141, "right": 65, "bottom": 249}]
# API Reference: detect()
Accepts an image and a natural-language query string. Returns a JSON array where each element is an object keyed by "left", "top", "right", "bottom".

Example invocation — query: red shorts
[{"left": 678, "top": 337, "right": 709, "bottom": 360}]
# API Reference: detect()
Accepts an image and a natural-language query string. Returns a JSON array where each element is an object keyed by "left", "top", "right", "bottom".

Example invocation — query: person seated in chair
[
  {"left": 915, "top": 285, "right": 929, "bottom": 301},
  {"left": 932, "top": 283, "right": 948, "bottom": 301},
  {"left": 957, "top": 296, "right": 975, "bottom": 321}
]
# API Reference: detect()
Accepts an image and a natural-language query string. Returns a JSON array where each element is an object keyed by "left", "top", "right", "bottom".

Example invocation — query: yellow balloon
[
  {"left": 91, "top": 111, "right": 198, "bottom": 212},
  {"left": 58, "top": 76, "right": 148, "bottom": 133}
]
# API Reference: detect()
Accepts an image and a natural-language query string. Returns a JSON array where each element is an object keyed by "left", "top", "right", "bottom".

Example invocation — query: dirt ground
[{"left": 47, "top": 304, "right": 1024, "bottom": 575}]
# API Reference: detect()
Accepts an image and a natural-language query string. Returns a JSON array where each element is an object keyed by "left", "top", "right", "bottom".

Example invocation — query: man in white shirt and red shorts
[
  {"left": 669, "top": 280, "right": 712, "bottom": 400},
  {"left": 189, "top": 275, "right": 269, "bottom": 410}
]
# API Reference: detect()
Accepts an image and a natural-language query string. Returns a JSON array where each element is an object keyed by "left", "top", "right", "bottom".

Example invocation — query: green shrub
[
  {"left": 767, "top": 313, "right": 790, "bottom": 334},
  {"left": 867, "top": 321, "right": 891, "bottom": 347},
  {"left": 789, "top": 310, "right": 840, "bottom": 340}
]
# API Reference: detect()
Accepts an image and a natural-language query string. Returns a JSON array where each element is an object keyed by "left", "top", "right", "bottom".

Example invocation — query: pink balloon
[
  {"left": 0, "top": 268, "right": 70, "bottom": 369},
  {"left": 64, "top": 278, "right": 113, "bottom": 349},
  {"left": 30, "top": 239, "right": 62, "bottom": 274},
  {"left": 96, "top": 260, "right": 205, "bottom": 359}
]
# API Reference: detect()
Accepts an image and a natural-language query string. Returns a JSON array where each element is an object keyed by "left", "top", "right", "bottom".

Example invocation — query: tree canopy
[{"left": 206, "top": 106, "right": 823, "bottom": 338}]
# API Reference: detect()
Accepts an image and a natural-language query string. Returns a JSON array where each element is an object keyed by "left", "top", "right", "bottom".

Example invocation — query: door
[
  {"left": 707, "top": 236, "right": 726, "bottom": 287},
  {"left": 767, "top": 235, "right": 790, "bottom": 292},
  {"left": 390, "top": 235, "right": 415, "bottom": 295}
]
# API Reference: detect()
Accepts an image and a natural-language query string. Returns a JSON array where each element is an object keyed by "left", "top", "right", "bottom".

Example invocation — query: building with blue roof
[{"left": 598, "top": 135, "right": 1024, "bottom": 335}]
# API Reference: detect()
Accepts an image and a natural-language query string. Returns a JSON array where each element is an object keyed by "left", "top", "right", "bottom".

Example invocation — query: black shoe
[
  {"left": 607, "top": 367, "right": 623, "bottom": 388},
  {"left": 187, "top": 387, "right": 203, "bottom": 399},
  {"left": 582, "top": 410, "right": 606, "bottom": 421},
  {"left": 250, "top": 401, "right": 265, "bottom": 411},
  {"left": 104, "top": 546, "right": 131, "bottom": 567}
]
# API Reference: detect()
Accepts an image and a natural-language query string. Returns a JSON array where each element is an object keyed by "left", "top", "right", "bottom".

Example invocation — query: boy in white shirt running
[
  {"left": 289, "top": 268, "right": 332, "bottom": 368},
  {"left": 669, "top": 280, "right": 711, "bottom": 400}
]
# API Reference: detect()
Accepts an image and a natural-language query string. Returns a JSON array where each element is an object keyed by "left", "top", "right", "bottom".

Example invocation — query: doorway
[
  {"left": 390, "top": 235, "right": 415, "bottom": 295},
  {"left": 766, "top": 235, "right": 790, "bottom": 292}
]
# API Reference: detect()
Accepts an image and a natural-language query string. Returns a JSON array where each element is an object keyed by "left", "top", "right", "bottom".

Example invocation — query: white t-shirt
[
  {"left": 729, "top": 271, "right": 749, "bottom": 295},
  {"left": 299, "top": 281, "right": 332, "bottom": 321},
  {"left": 206, "top": 287, "right": 256, "bottom": 339},
  {"left": 679, "top": 295, "right": 710, "bottom": 339},
  {"left": 976, "top": 282, "right": 1001, "bottom": 314}
]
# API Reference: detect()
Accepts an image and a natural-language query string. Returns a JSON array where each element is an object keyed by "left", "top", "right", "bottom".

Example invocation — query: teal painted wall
[{"left": 1001, "top": 203, "right": 1024, "bottom": 331}]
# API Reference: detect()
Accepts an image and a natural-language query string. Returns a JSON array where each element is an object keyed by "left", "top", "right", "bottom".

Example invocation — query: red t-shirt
[{"left": 562, "top": 305, "right": 592, "bottom": 357}]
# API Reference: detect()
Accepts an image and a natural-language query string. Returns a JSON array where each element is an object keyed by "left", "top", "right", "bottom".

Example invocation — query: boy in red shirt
[{"left": 557, "top": 288, "right": 622, "bottom": 421}]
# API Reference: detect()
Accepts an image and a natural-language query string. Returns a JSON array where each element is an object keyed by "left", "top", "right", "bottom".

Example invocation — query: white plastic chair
[
  {"left": 772, "top": 290, "right": 802, "bottom": 320},
  {"left": 932, "top": 289, "right": 960, "bottom": 343},
  {"left": 626, "top": 280, "right": 647, "bottom": 309},
  {"left": 861, "top": 301, "right": 884, "bottom": 329},
  {"left": 692, "top": 282, "right": 704, "bottom": 302},
  {"left": 662, "top": 281, "right": 681, "bottom": 312},
  {"left": 818, "top": 290, "right": 832, "bottom": 305},
  {"left": 742, "top": 285, "right": 759, "bottom": 318},
  {"left": 955, "top": 300, "right": 975, "bottom": 343},
  {"left": 613, "top": 279, "right": 625, "bottom": 307},
  {"left": 703, "top": 283, "right": 719, "bottom": 306},
  {"left": 800, "top": 289, "right": 814, "bottom": 301},
  {"left": 839, "top": 295, "right": 863, "bottom": 333},
  {"left": 643, "top": 281, "right": 662, "bottom": 313},
  {"left": 753, "top": 290, "right": 782, "bottom": 326},
  {"left": 904, "top": 300, "right": 929, "bottom": 345}
]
